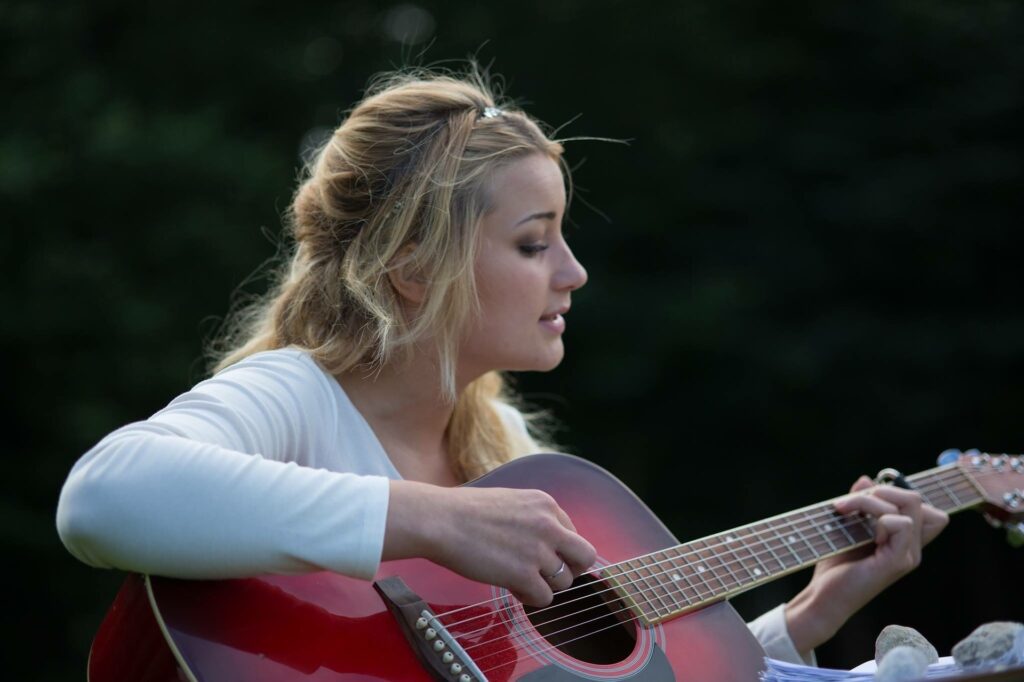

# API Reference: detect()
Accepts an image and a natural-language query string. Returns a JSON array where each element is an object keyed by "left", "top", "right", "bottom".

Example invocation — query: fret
[
  {"left": 653, "top": 552, "right": 685, "bottom": 608},
  {"left": 845, "top": 514, "right": 874, "bottom": 544},
  {"left": 691, "top": 539, "right": 734, "bottom": 595},
  {"left": 909, "top": 467, "right": 982, "bottom": 514},
  {"left": 921, "top": 479, "right": 952, "bottom": 510},
  {"left": 664, "top": 546, "right": 706, "bottom": 604},
  {"left": 792, "top": 510, "right": 824, "bottom": 559},
  {"left": 675, "top": 545, "right": 718, "bottom": 601},
  {"left": 806, "top": 508, "right": 838, "bottom": 554},
  {"left": 934, "top": 475, "right": 963, "bottom": 509},
  {"left": 628, "top": 558, "right": 671, "bottom": 618},
  {"left": 721, "top": 532, "right": 757, "bottom": 585},
  {"left": 705, "top": 534, "right": 745, "bottom": 590},
  {"left": 827, "top": 509, "right": 857, "bottom": 546},
  {"left": 607, "top": 562, "right": 659, "bottom": 620},
  {"left": 745, "top": 524, "right": 782, "bottom": 574},
  {"left": 643, "top": 552, "right": 685, "bottom": 611},
  {"left": 735, "top": 525, "right": 774, "bottom": 578},
  {"left": 774, "top": 520, "right": 806, "bottom": 561},
  {"left": 761, "top": 520, "right": 798, "bottom": 569},
  {"left": 912, "top": 471, "right": 958, "bottom": 511}
]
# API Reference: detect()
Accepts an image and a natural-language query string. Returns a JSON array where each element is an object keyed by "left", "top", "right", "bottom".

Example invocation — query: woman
[{"left": 56, "top": 68, "right": 948, "bottom": 668}]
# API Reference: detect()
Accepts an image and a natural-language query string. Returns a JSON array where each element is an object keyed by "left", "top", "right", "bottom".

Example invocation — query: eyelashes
[{"left": 518, "top": 243, "right": 550, "bottom": 256}]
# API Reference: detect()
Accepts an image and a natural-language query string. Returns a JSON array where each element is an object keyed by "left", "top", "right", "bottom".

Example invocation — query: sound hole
[{"left": 523, "top": 573, "right": 636, "bottom": 664}]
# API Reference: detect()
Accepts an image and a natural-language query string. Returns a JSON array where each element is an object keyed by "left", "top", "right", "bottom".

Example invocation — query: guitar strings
[
  {"left": 441, "top": 477, "right": 982, "bottom": 662},
  {"left": 470, "top": 494, "right": 916, "bottom": 676},
  {"left": 458, "top": 511, "right": 870, "bottom": 657},
  {"left": 454, "top": 471, "right": 966, "bottom": 652},
  {"left": 431, "top": 465, "right": 978, "bottom": 631},
  {"left": 465, "top": 463, "right": 1013, "bottom": 647},
  {"left": 464, "top": 471, "right": 1000, "bottom": 673},
  {"left": 452, "top": 466, "right": 1013, "bottom": 674},
  {"left": 470, "top": 455, "right": 1010, "bottom": 681},
  {"left": 435, "top": 466, "right": 977, "bottom": 636},
  {"left": 449, "top": 500, "right": 877, "bottom": 641}
]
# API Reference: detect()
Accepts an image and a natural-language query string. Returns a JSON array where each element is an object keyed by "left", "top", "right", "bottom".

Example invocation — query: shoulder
[
  {"left": 156, "top": 348, "right": 344, "bottom": 450},
  {"left": 198, "top": 348, "right": 337, "bottom": 407}
]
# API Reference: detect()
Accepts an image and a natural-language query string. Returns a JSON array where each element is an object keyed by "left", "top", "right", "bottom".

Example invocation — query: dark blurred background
[{"left": 4, "top": 0, "right": 1023, "bottom": 678}]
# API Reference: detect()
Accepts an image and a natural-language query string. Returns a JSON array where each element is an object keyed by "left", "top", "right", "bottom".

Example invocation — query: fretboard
[{"left": 601, "top": 463, "right": 983, "bottom": 625}]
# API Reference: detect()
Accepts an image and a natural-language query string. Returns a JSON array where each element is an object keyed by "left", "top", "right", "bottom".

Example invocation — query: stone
[
  {"left": 952, "top": 621, "right": 1024, "bottom": 669},
  {"left": 875, "top": 625, "right": 939, "bottom": 665},
  {"left": 875, "top": 646, "right": 930, "bottom": 682}
]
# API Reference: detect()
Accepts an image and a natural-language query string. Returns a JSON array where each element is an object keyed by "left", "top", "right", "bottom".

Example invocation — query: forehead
[{"left": 485, "top": 154, "right": 566, "bottom": 217}]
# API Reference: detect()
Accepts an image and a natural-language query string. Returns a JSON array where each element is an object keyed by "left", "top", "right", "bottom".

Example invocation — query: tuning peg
[
  {"left": 937, "top": 449, "right": 962, "bottom": 466},
  {"left": 937, "top": 448, "right": 983, "bottom": 466},
  {"left": 1006, "top": 523, "right": 1024, "bottom": 548}
]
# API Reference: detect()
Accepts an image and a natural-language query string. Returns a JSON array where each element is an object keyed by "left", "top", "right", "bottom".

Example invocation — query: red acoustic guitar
[{"left": 88, "top": 451, "right": 1023, "bottom": 682}]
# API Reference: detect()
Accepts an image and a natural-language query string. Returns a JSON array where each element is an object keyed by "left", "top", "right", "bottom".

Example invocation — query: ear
[{"left": 387, "top": 242, "right": 427, "bottom": 305}]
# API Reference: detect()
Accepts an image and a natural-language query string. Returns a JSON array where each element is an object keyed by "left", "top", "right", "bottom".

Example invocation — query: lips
[{"left": 540, "top": 305, "right": 569, "bottom": 321}]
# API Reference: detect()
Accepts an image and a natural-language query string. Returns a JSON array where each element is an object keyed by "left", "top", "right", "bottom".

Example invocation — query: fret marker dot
[
  {"left": 825, "top": 523, "right": 833, "bottom": 531},
  {"left": 697, "top": 565, "right": 706, "bottom": 573},
  {"left": 753, "top": 568, "right": 763, "bottom": 576},
  {"left": 672, "top": 573, "right": 682, "bottom": 581},
  {"left": 788, "top": 535, "right": 796, "bottom": 544},
  {"left": 726, "top": 535, "right": 736, "bottom": 542}
]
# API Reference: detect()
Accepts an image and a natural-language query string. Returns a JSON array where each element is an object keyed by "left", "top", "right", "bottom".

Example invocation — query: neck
[
  {"left": 602, "top": 463, "right": 983, "bottom": 626},
  {"left": 336, "top": 350, "right": 468, "bottom": 485}
]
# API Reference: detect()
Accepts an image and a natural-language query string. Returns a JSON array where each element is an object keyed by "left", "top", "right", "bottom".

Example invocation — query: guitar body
[{"left": 88, "top": 454, "right": 766, "bottom": 681}]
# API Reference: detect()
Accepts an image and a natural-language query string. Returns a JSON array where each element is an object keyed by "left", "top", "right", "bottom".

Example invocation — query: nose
[{"left": 555, "top": 243, "right": 588, "bottom": 292}]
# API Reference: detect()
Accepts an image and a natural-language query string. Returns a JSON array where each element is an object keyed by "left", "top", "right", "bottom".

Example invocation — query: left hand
[{"left": 784, "top": 476, "right": 949, "bottom": 656}]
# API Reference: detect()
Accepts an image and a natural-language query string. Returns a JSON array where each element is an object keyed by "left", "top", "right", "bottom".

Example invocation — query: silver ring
[{"left": 544, "top": 560, "right": 567, "bottom": 581}]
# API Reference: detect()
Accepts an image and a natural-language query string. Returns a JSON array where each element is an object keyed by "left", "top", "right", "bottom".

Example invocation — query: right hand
[{"left": 384, "top": 481, "right": 597, "bottom": 607}]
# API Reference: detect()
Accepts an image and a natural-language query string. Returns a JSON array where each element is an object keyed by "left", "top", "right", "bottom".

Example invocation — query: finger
[
  {"left": 873, "top": 515, "right": 918, "bottom": 571},
  {"left": 834, "top": 492, "right": 900, "bottom": 518},
  {"left": 541, "top": 556, "right": 574, "bottom": 592},
  {"left": 871, "top": 487, "right": 923, "bottom": 535},
  {"left": 920, "top": 505, "right": 950, "bottom": 545},
  {"left": 870, "top": 485, "right": 924, "bottom": 514},
  {"left": 554, "top": 505, "right": 578, "bottom": 533},
  {"left": 515, "top": 576, "right": 555, "bottom": 608},
  {"left": 557, "top": 531, "right": 598, "bottom": 576}
]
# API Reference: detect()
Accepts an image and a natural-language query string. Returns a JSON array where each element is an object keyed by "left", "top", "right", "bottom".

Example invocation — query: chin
[{"left": 526, "top": 346, "right": 566, "bottom": 373}]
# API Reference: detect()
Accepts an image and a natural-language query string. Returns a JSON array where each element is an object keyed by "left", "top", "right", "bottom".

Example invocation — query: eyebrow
[{"left": 514, "top": 211, "right": 557, "bottom": 227}]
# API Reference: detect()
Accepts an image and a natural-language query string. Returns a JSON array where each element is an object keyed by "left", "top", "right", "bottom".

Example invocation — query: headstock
[{"left": 953, "top": 451, "right": 1024, "bottom": 546}]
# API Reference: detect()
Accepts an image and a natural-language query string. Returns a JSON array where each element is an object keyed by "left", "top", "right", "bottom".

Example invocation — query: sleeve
[
  {"left": 746, "top": 603, "right": 817, "bottom": 666},
  {"left": 55, "top": 351, "right": 390, "bottom": 581}
]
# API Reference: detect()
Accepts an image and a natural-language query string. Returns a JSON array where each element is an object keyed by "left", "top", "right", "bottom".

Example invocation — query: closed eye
[{"left": 519, "top": 243, "right": 550, "bottom": 256}]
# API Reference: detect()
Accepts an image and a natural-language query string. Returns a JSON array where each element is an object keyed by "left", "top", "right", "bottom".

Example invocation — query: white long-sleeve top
[{"left": 56, "top": 347, "right": 813, "bottom": 664}]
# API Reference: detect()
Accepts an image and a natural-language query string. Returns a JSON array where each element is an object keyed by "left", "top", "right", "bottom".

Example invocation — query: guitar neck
[{"left": 602, "top": 463, "right": 983, "bottom": 625}]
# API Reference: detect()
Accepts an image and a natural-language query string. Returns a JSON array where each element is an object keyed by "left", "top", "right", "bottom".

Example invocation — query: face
[{"left": 458, "top": 154, "right": 588, "bottom": 379}]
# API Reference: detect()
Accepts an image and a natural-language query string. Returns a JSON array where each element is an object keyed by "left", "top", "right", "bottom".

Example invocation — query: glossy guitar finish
[{"left": 88, "top": 454, "right": 767, "bottom": 681}]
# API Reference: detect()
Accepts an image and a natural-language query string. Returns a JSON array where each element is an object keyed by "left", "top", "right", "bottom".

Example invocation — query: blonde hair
[{"left": 210, "top": 67, "right": 563, "bottom": 480}]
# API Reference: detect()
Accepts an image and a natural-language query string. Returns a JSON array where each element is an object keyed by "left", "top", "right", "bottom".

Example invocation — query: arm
[
  {"left": 783, "top": 477, "right": 950, "bottom": 659},
  {"left": 57, "top": 351, "right": 596, "bottom": 604},
  {"left": 56, "top": 351, "right": 390, "bottom": 579}
]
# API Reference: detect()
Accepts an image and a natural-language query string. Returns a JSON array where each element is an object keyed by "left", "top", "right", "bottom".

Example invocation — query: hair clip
[{"left": 481, "top": 106, "right": 504, "bottom": 119}]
